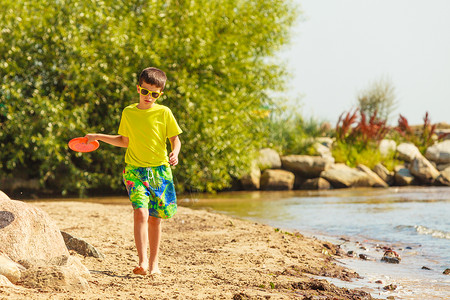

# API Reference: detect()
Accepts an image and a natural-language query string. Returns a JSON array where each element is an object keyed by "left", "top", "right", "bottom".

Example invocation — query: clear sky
[{"left": 279, "top": 0, "right": 450, "bottom": 125}]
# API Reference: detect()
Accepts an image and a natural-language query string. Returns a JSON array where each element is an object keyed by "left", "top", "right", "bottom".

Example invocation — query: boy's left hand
[{"left": 169, "top": 152, "right": 178, "bottom": 166}]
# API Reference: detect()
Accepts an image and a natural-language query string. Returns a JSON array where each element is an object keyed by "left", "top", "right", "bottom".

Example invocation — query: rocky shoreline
[{"left": 240, "top": 139, "right": 450, "bottom": 191}]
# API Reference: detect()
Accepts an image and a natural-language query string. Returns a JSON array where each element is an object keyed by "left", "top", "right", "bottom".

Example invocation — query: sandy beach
[{"left": 0, "top": 201, "right": 375, "bottom": 299}]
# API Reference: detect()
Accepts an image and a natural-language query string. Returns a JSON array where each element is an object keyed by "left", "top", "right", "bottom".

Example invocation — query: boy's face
[{"left": 136, "top": 82, "right": 163, "bottom": 109}]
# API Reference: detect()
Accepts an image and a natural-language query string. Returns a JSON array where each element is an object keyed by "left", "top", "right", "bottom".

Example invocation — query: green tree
[{"left": 0, "top": 0, "right": 299, "bottom": 195}]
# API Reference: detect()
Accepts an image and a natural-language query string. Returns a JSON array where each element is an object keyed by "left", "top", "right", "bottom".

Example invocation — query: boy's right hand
[{"left": 84, "top": 134, "right": 98, "bottom": 143}]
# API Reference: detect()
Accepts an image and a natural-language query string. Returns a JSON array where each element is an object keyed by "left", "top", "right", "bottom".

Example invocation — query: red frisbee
[{"left": 68, "top": 137, "right": 99, "bottom": 153}]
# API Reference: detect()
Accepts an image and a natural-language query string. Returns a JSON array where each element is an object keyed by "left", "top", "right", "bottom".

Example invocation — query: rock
[
  {"left": 359, "top": 254, "right": 369, "bottom": 260},
  {"left": 425, "top": 140, "right": 450, "bottom": 164},
  {"left": 394, "top": 165, "right": 416, "bottom": 186},
  {"left": 437, "top": 167, "right": 450, "bottom": 186},
  {"left": 379, "top": 139, "right": 397, "bottom": 157},
  {"left": 0, "top": 274, "right": 16, "bottom": 288},
  {"left": 357, "top": 164, "right": 389, "bottom": 187},
  {"left": 383, "top": 284, "right": 397, "bottom": 291},
  {"left": 436, "top": 176, "right": 450, "bottom": 186},
  {"left": 61, "top": 231, "right": 104, "bottom": 260},
  {"left": 0, "top": 190, "right": 10, "bottom": 201},
  {"left": 373, "top": 163, "right": 394, "bottom": 185},
  {"left": 421, "top": 266, "right": 432, "bottom": 270},
  {"left": 300, "top": 178, "right": 331, "bottom": 190},
  {"left": 397, "top": 143, "right": 421, "bottom": 162},
  {"left": 375, "top": 280, "right": 383, "bottom": 284},
  {"left": 381, "top": 250, "right": 401, "bottom": 264},
  {"left": 0, "top": 254, "right": 25, "bottom": 284},
  {"left": 313, "top": 143, "right": 335, "bottom": 164},
  {"left": 409, "top": 155, "right": 440, "bottom": 184},
  {"left": 258, "top": 148, "right": 281, "bottom": 170},
  {"left": 260, "top": 169, "right": 295, "bottom": 190},
  {"left": 314, "top": 137, "right": 334, "bottom": 148},
  {"left": 437, "top": 163, "right": 450, "bottom": 171},
  {"left": 443, "top": 268, "right": 450, "bottom": 275},
  {"left": 240, "top": 164, "right": 261, "bottom": 190},
  {"left": 294, "top": 175, "right": 307, "bottom": 189},
  {"left": 0, "top": 192, "right": 91, "bottom": 291},
  {"left": 281, "top": 155, "right": 332, "bottom": 178},
  {"left": 320, "top": 164, "right": 371, "bottom": 188},
  {"left": 0, "top": 196, "right": 69, "bottom": 263}
]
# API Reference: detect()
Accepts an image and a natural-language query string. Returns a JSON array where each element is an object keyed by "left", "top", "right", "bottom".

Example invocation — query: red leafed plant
[
  {"left": 421, "top": 112, "right": 437, "bottom": 149},
  {"left": 394, "top": 112, "right": 444, "bottom": 153},
  {"left": 352, "top": 111, "right": 389, "bottom": 145},
  {"left": 395, "top": 114, "right": 413, "bottom": 138},
  {"left": 336, "top": 109, "right": 358, "bottom": 141},
  {"left": 336, "top": 109, "right": 390, "bottom": 146}
]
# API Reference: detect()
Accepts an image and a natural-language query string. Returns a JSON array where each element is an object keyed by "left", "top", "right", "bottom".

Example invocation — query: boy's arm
[
  {"left": 85, "top": 134, "right": 129, "bottom": 148},
  {"left": 168, "top": 135, "right": 181, "bottom": 166}
]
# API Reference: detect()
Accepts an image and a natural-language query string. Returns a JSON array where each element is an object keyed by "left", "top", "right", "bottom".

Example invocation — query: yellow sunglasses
[{"left": 138, "top": 86, "right": 163, "bottom": 99}]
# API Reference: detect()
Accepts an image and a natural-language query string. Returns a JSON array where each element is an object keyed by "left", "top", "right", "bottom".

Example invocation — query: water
[{"left": 182, "top": 186, "right": 450, "bottom": 299}]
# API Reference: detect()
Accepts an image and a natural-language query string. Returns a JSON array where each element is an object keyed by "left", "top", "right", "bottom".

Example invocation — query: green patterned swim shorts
[{"left": 123, "top": 164, "right": 177, "bottom": 219}]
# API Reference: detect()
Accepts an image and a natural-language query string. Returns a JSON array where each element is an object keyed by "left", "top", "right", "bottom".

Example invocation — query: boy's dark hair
[{"left": 139, "top": 67, "right": 167, "bottom": 90}]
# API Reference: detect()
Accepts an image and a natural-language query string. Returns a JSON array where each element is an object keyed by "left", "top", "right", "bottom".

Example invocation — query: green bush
[
  {"left": 393, "top": 112, "right": 444, "bottom": 154},
  {"left": 265, "top": 108, "right": 330, "bottom": 156},
  {"left": 333, "top": 109, "right": 400, "bottom": 170},
  {"left": 332, "top": 141, "right": 400, "bottom": 170},
  {"left": 0, "top": 0, "right": 299, "bottom": 195}
]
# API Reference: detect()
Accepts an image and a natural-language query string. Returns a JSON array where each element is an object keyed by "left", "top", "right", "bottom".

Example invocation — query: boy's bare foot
[
  {"left": 133, "top": 266, "right": 148, "bottom": 275},
  {"left": 149, "top": 269, "right": 162, "bottom": 275},
  {"left": 149, "top": 263, "right": 161, "bottom": 275}
]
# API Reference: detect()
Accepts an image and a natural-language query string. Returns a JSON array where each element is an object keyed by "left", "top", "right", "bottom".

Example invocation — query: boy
[{"left": 85, "top": 67, "right": 182, "bottom": 275}]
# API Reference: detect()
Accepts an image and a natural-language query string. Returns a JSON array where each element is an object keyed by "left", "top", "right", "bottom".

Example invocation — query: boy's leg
[
  {"left": 133, "top": 208, "right": 149, "bottom": 274},
  {"left": 148, "top": 216, "right": 162, "bottom": 274}
]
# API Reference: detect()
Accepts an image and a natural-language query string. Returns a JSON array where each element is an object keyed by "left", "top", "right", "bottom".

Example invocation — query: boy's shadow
[{"left": 89, "top": 269, "right": 132, "bottom": 279}]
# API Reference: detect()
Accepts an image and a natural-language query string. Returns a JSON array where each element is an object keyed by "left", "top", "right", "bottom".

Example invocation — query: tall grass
[{"left": 266, "top": 110, "right": 331, "bottom": 155}]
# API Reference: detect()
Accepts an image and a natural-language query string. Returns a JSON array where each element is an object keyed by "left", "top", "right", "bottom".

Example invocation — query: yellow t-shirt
[{"left": 118, "top": 103, "right": 182, "bottom": 167}]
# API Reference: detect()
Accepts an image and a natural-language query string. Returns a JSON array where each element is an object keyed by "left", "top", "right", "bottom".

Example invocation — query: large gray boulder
[
  {"left": 437, "top": 163, "right": 450, "bottom": 171},
  {"left": 436, "top": 166, "right": 450, "bottom": 186},
  {"left": 379, "top": 139, "right": 397, "bottom": 157},
  {"left": 409, "top": 155, "right": 440, "bottom": 184},
  {"left": 372, "top": 163, "right": 394, "bottom": 186},
  {"left": 314, "top": 137, "right": 334, "bottom": 148},
  {"left": 281, "top": 155, "right": 332, "bottom": 178},
  {"left": 397, "top": 143, "right": 421, "bottom": 162},
  {"left": 394, "top": 165, "right": 416, "bottom": 186},
  {"left": 300, "top": 178, "right": 331, "bottom": 190},
  {"left": 0, "top": 191, "right": 90, "bottom": 291},
  {"left": 258, "top": 148, "right": 282, "bottom": 170},
  {"left": 425, "top": 140, "right": 450, "bottom": 164},
  {"left": 240, "top": 164, "right": 261, "bottom": 190},
  {"left": 313, "top": 142, "right": 335, "bottom": 164},
  {"left": 260, "top": 169, "right": 295, "bottom": 190},
  {"left": 357, "top": 165, "right": 389, "bottom": 187},
  {"left": 0, "top": 195, "right": 69, "bottom": 263},
  {"left": 320, "top": 164, "right": 371, "bottom": 188}
]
